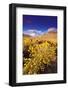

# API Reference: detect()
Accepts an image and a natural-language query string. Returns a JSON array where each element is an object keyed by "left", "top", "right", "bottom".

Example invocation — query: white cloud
[
  {"left": 23, "top": 27, "right": 57, "bottom": 37},
  {"left": 48, "top": 27, "right": 57, "bottom": 32},
  {"left": 23, "top": 29, "right": 45, "bottom": 36}
]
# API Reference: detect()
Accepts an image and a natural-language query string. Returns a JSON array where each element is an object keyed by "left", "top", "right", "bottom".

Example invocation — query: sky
[{"left": 23, "top": 15, "right": 57, "bottom": 36}]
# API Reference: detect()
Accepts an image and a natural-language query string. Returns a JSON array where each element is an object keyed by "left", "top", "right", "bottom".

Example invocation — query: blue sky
[{"left": 23, "top": 15, "right": 57, "bottom": 36}]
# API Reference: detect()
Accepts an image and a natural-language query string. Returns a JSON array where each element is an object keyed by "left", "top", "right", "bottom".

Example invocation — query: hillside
[{"left": 41, "top": 31, "right": 57, "bottom": 42}]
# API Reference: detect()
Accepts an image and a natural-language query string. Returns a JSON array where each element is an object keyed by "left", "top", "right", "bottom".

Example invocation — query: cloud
[
  {"left": 23, "top": 27, "right": 57, "bottom": 37},
  {"left": 23, "top": 29, "right": 45, "bottom": 36},
  {"left": 48, "top": 27, "right": 57, "bottom": 32}
]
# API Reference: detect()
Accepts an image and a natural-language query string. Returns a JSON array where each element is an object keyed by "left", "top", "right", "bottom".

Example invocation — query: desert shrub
[{"left": 23, "top": 39, "right": 57, "bottom": 75}]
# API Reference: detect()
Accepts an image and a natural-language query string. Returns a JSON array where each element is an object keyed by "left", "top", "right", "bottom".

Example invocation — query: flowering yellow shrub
[{"left": 23, "top": 37, "right": 57, "bottom": 75}]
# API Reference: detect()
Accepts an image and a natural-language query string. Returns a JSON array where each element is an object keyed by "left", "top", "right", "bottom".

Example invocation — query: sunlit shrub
[{"left": 23, "top": 37, "right": 57, "bottom": 74}]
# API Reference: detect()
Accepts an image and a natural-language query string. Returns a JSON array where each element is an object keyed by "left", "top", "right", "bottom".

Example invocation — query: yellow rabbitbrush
[{"left": 23, "top": 40, "right": 57, "bottom": 75}]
